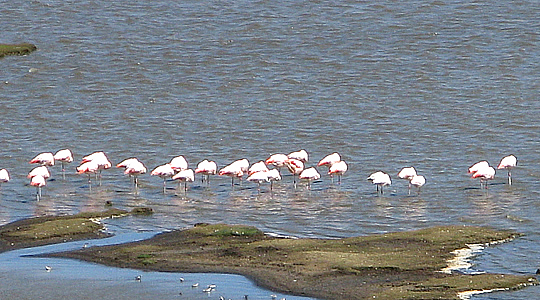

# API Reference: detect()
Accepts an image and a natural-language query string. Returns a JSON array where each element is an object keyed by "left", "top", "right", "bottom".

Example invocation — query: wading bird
[{"left": 497, "top": 154, "right": 517, "bottom": 185}]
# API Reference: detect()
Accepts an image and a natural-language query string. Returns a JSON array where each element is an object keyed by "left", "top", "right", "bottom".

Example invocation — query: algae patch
[{"left": 53, "top": 224, "right": 538, "bottom": 300}]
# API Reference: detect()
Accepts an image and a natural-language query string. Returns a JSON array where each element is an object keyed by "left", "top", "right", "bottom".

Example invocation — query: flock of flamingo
[{"left": 0, "top": 149, "right": 518, "bottom": 200}]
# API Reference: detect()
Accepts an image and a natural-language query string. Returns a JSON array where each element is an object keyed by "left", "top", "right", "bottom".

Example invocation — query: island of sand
[{"left": 39, "top": 222, "right": 536, "bottom": 300}]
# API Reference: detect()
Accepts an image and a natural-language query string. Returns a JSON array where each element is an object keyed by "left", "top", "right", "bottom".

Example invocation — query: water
[{"left": 1, "top": 0, "right": 539, "bottom": 298}]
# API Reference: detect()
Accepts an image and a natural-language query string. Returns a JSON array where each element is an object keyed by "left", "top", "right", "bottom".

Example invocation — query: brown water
[{"left": 1, "top": 0, "right": 540, "bottom": 299}]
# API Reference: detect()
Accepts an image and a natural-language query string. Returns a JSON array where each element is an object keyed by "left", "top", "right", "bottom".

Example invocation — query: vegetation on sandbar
[
  {"left": 52, "top": 223, "right": 538, "bottom": 300},
  {"left": 0, "top": 43, "right": 37, "bottom": 58}
]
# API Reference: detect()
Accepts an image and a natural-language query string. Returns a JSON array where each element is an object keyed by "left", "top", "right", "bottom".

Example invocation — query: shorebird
[
  {"left": 398, "top": 167, "right": 417, "bottom": 194},
  {"left": 0, "top": 169, "right": 10, "bottom": 189},
  {"left": 497, "top": 154, "right": 517, "bottom": 185},
  {"left": 468, "top": 161, "right": 489, "bottom": 175},
  {"left": 172, "top": 169, "right": 195, "bottom": 192},
  {"left": 53, "top": 149, "right": 73, "bottom": 178},
  {"left": 367, "top": 171, "right": 391, "bottom": 194},
  {"left": 299, "top": 167, "right": 320, "bottom": 189},
  {"left": 29, "top": 152, "right": 55, "bottom": 166},
  {"left": 287, "top": 149, "right": 308, "bottom": 163},
  {"left": 151, "top": 163, "right": 175, "bottom": 193},
  {"left": 77, "top": 160, "right": 100, "bottom": 189},
  {"left": 328, "top": 160, "right": 347, "bottom": 184},
  {"left": 28, "top": 165, "right": 51, "bottom": 180},
  {"left": 195, "top": 159, "right": 217, "bottom": 184}
]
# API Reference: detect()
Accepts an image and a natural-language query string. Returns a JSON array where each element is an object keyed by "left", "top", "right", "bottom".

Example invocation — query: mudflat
[{"left": 48, "top": 223, "right": 537, "bottom": 300}]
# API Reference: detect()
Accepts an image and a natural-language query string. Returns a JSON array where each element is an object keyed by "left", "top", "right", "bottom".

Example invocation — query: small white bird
[
  {"left": 367, "top": 171, "right": 391, "bottom": 194},
  {"left": 45, "top": 265, "right": 52, "bottom": 272},
  {"left": 497, "top": 154, "right": 517, "bottom": 185}
]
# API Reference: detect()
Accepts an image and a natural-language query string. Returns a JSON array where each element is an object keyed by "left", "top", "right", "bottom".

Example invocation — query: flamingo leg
[{"left": 508, "top": 170, "right": 512, "bottom": 185}]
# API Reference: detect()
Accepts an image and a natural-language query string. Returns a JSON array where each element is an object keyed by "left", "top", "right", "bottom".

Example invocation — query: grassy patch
[{"left": 0, "top": 43, "right": 37, "bottom": 58}]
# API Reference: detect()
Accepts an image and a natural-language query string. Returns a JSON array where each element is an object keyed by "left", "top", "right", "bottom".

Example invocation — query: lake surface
[{"left": 1, "top": 0, "right": 539, "bottom": 298}]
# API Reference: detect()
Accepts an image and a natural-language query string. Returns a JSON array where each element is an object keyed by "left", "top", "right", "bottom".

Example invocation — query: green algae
[
  {"left": 52, "top": 223, "right": 538, "bottom": 300},
  {"left": 0, "top": 43, "right": 37, "bottom": 58}
]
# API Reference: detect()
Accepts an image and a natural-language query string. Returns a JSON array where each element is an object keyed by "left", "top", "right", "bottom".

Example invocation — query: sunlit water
[{"left": 1, "top": 0, "right": 540, "bottom": 298}]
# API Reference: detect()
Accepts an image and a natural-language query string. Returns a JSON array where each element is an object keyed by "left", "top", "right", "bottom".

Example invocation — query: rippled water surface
[{"left": 1, "top": 0, "right": 540, "bottom": 298}]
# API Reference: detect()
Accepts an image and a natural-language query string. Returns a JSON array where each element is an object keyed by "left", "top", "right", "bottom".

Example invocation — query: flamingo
[
  {"left": 172, "top": 169, "right": 195, "bottom": 192},
  {"left": 219, "top": 160, "right": 246, "bottom": 186},
  {"left": 328, "top": 161, "right": 348, "bottom": 184},
  {"left": 471, "top": 164, "right": 495, "bottom": 189},
  {"left": 288, "top": 149, "right": 308, "bottom": 163},
  {"left": 246, "top": 170, "right": 269, "bottom": 192},
  {"left": 0, "top": 168, "right": 10, "bottom": 189},
  {"left": 398, "top": 167, "right": 417, "bottom": 194},
  {"left": 265, "top": 153, "right": 289, "bottom": 174},
  {"left": 27, "top": 166, "right": 51, "bottom": 180},
  {"left": 81, "top": 151, "right": 112, "bottom": 185},
  {"left": 117, "top": 158, "right": 146, "bottom": 187},
  {"left": 317, "top": 152, "right": 341, "bottom": 167},
  {"left": 299, "top": 167, "right": 320, "bottom": 189},
  {"left": 367, "top": 171, "right": 391, "bottom": 194},
  {"left": 30, "top": 175, "right": 46, "bottom": 201},
  {"left": 497, "top": 155, "right": 517, "bottom": 185},
  {"left": 29, "top": 152, "right": 55, "bottom": 166},
  {"left": 54, "top": 149, "right": 73, "bottom": 177},
  {"left": 284, "top": 158, "right": 304, "bottom": 187},
  {"left": 266, "top": 169, "right": 281, "bottom": 191},
  {"left": 195, "top": 159, "right": 217, "bottom": 183},
  {"left": 151, "top": 163, "right": 175, "bottom": 193},
  {"left": 169, "top": 155, "right": 188, "bottom": 172},
  {"left": 77, "top": 160, "right": 100, "bottom": 189},
  {"left": 468, "top": 161, "right": 489, "bottom": 174},
  {"left": 248, "top": 161, "right": 269, "bottom": 176},
  {"left": 409, "top": 175, "right": 426, "bottom": 194}
]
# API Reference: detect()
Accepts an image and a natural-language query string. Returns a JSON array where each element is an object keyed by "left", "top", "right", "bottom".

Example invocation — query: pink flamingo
[
  {"left": 195, "top": 159, "right": 218, "bottom": 184},
  {"left": 29, "top": 152, "right": 55, "bottom": 166},
  {"left": 284, "top": 158, "right": 304, "bottom": 187},
  {"left": 246, "top": 170, "right": 269, "bottom": 192},
  {"left": 398, "top": 167, "right": 417, "bottom": 194},
  {"left": 265, "top": 153, "right": 288, "bottom": 174},
  {"left": 54, "top": 149, "right": 73, "bottom": 177},
  {"left": 30, "top": 175, "right": 46, "bottom": 201},
  {"left": 497, "top": 155, "right": 517, "bottom": 185},
  {"left": 248, "top": 161, "right": 269, "bottom": 176},
  {"left": 77, "top": 160, "right": 100, "bottom": 189},
  {"left": 367, "top": 171, "right": 391, "bottom": 194},
  {"left": 266, "top": 169, "right": 281, "bottom": 191},
  {"left": 317, "top": 152, "right": 341, "bottom": 167},
  {"left": 151, "top": 164, "right": 175, "bottom": 193},
  {"left": 471, "top": 164, "right": 495, "bottom": 189},
  {"left": 169, "top": 155, "right": 188, "bottom": 172},
  {"left": 328, "top": 161, "right": 348, "bottom": 184},
  {"left": 117, "top": 158, "right": 147, "bottom": 187},
  {"left": 81, "top": 152, "right": 112, "bottom": 185},
  {"left": 409, "top": 175, "right": 426, "bottom": 194},
  {"left": 299, "top": 167, "right": 320, "bottom": 189},
  {"left": 287, "top": 149, "right": 308, "bottom": 163},
  {"left": 172, "top": 169, "right": 195, "bottom": 192},
  {"left": 219, "top": 159, "right": 247, "bottom": 186},
  {"left": 0, "top": 168, "right": 10, "bottom": 190}
]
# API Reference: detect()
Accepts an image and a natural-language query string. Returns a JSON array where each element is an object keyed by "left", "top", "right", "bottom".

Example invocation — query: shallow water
[{"left": 1, "top": 0, "right": 540, "bottom": 298}]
